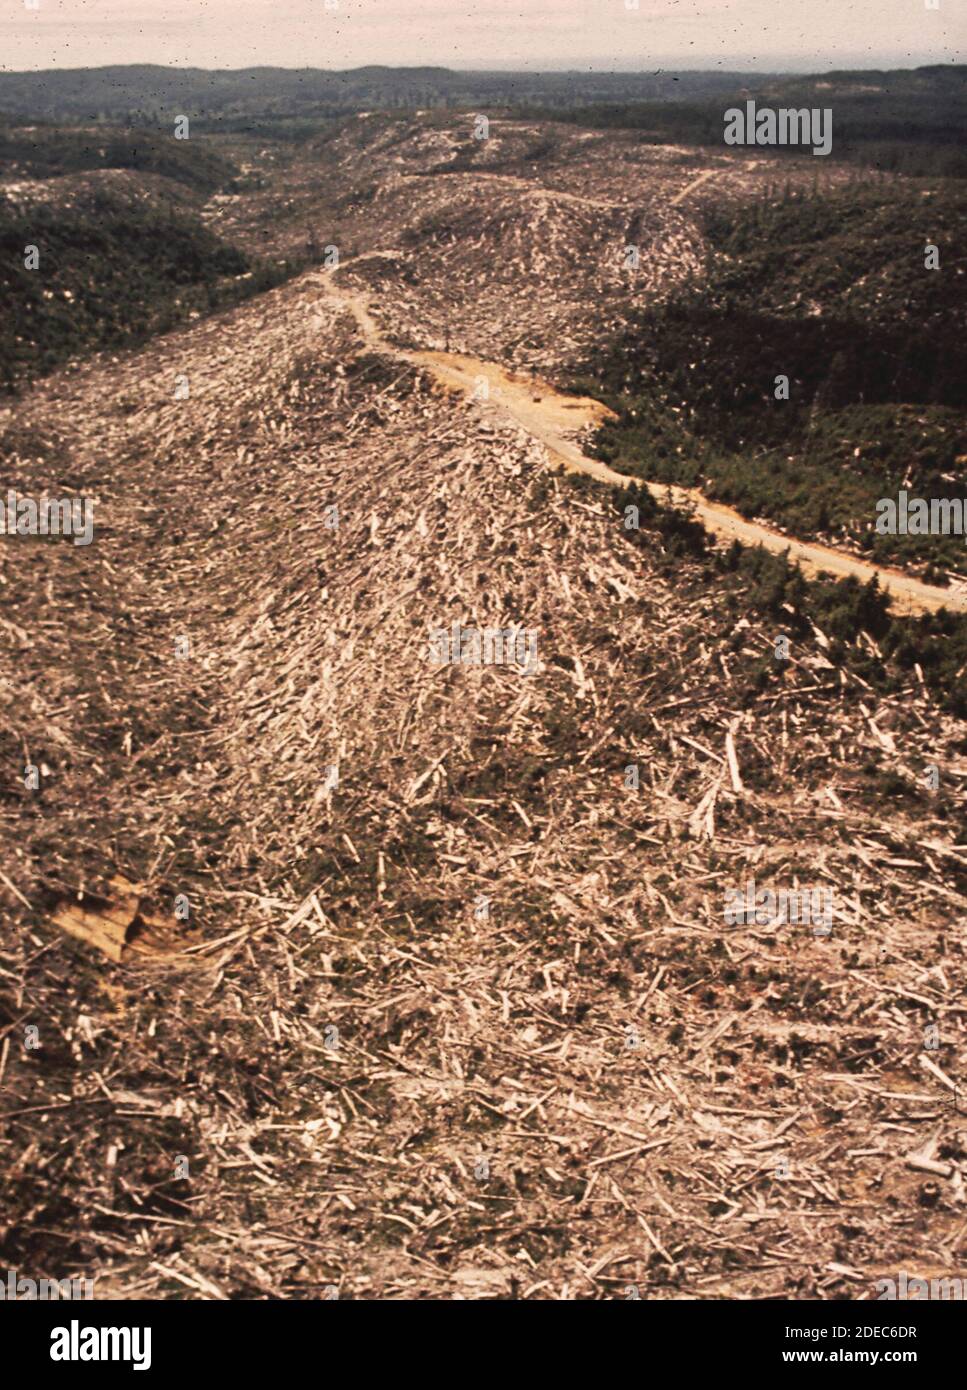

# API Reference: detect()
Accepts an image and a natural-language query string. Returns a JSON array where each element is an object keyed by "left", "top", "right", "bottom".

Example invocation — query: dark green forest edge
[
  {"left": 519, "top": 66, "right": 967, "bottom": 179},
  {"left": 576, "top": 182, "right": 967, "bottom": 579},
  {"left": 569, "top": 175, "right": 967, "bottom": 716},
  {"left": 0, "top": 130, "right": 305, "bottom": 390}
]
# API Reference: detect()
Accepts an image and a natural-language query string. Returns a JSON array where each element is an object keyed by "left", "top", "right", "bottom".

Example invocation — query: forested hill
[{"left": 0, "top": 65, "right": 769, "bottom": 123}]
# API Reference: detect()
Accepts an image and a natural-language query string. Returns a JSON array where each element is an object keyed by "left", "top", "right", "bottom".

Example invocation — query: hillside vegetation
[
  {"left": 521, "top": 66, "right": 967, "bottom": 178},
  {"left": 0, "top": 124, "right": 237, "bottom": 192},
  {"left": 0, "top": 185, "right": 298, "bottom": 390},
  {"left": 0, "top": 64, "right": 770, "bottom": 125},
  {"left": 577, "top": 180, "right": 967, "bottom": 581}
]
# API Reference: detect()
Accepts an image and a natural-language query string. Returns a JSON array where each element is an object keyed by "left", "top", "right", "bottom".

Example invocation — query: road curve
[{"left": 317, "top": 272, "right": 967, "bottom": 617}]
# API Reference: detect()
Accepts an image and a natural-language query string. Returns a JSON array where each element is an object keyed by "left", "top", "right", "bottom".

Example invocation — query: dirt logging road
[{"left": 321, "top": 270, "right": 967, "bottom": 617}]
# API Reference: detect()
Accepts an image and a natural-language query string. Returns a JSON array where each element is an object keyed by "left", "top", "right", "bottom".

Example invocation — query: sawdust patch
[{"left": 50, "top": 875, "right": 187, "bottom": 962}]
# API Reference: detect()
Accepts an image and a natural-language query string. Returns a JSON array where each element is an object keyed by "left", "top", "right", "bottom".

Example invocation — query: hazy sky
[{"left": 2, "top": 0, "right": 963, "bottom": 72}]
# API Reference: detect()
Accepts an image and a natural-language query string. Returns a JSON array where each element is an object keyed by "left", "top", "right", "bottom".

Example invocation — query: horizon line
[{"left": 1, "top": 58, "right": 963, "bottom": 77}]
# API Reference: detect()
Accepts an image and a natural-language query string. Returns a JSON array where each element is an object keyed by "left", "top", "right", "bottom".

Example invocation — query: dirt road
[{"left": 320, "top": 273, "right": 967, "bottom": 616}]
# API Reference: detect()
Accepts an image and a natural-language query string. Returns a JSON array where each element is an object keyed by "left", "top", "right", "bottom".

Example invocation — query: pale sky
[{"left": 1, "top": 0, "right": 963, "bottom": 72}]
